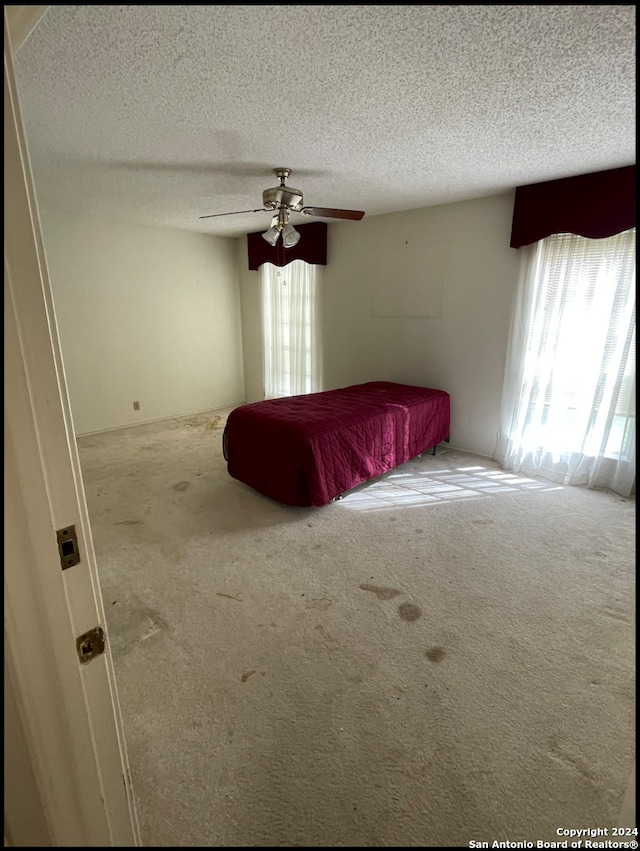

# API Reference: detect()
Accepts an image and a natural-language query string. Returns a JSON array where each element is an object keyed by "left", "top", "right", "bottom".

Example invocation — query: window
[
  {"left": 261, "top": 259, "right": 323, "bottom": 398},
  {"left": 494, "top": 228, "right": 635, "bottom": 497}
]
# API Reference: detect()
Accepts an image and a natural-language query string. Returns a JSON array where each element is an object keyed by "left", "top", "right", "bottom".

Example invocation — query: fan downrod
[{"left": 274, "top": 168, "right": 291, "bottom": 184}]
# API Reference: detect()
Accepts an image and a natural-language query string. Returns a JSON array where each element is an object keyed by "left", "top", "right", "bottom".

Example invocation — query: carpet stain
[
  {"left": 207, "top": 415, "right": 222, "bottom": 430},
  {"left": 172, "top": 480, "right": 190, "bottom": 492},
  {"left": 307, "top": 596, "right": 333, "bottom": 609},
  {"left": 547, "top": 736, "right": 598, "bottom": 784},
  {"left": 313, "top": 624, "right": 338, "bottom": 653},
  {"left": 472, "top": 519, "right": 495, "bottom": 526},
  {"left": 217, "top": 592, "right": 244, "bottom": 602},
  {"left": 398, "top": 602, "right": 422, "bottom": 622},
  {"left": 241, "top": 670, "right": 256, "bottom": 682},
  {"left": 426, "top": 646, "right": 446, "bottom": 663},
  {"left": 113, "top": 519, "right": 143, "bottom": 526},
  {"left": 159, "top": 542, "right": 185, "bottom": 563},
  {"left": 108, "top": 606, "right": 168, "bottom": 655},
  {"left": 359, "top": 583, "right": 401, "bottom": 600},
  {"left": 141, "top": 621, "right": 163, "bottom": 641}
]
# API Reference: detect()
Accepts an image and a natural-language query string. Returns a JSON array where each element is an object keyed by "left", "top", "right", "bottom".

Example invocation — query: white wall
[
  {"left": 237, "top": 239, "right": 264, "bottom": 403},
  {"left": 238, "top": 192, "right": 521, "bottom": 457},
  {"left": 44, "top": 194, "right": 520, "bottom": 453},
  {"left": 41, "top": 213, "right": 246, "bottom": 434}
]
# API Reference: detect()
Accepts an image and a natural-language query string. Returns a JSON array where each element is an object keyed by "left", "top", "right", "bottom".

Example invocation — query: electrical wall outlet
[{"left": 133, "top": 401, "right": 140, "bottom": 411}]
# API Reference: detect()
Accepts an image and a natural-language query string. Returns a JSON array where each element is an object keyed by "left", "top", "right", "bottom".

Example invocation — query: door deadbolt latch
[
  {"left": 56, "top": 525, "right": 80, "bottom": 569},
  {"left": 76, "top": 627, "right": 105, "bottom": 664}
]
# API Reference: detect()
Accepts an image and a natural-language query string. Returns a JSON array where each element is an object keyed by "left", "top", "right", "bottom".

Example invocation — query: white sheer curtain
[
  {"left": 494, "top": 228, "right": 635, "bottom": 497},
  {"left": 261, "top": 259, "right": 323, "bottom": 398}
]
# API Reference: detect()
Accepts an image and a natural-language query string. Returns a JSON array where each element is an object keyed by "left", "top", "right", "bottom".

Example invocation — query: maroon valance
[
  {"left": 510, "top": 165, "right": 635, "bottom": 248},
  {"left": 247, "top": 221, "right": 327, "bottom": 270}
]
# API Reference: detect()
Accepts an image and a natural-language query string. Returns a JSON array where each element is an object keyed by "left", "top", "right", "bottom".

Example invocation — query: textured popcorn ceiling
[{"left": 10, "top": 5, "right": 636, "bottom": 238}]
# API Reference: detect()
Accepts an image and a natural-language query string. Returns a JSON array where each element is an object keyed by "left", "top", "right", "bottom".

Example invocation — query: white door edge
[{"left": 4, "top": 13, "right": 141, "bottom": 846}]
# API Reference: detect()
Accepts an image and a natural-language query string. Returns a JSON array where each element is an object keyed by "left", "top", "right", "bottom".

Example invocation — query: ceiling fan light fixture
[
  {"left": 281, "top": 222, "right": 301, "bottom": 248},
  {"left": 262, "top": 216, "right": 280, "bottom": 246},
  {"left": 200, "top": 168, "right": 365, "bottom": 234}
]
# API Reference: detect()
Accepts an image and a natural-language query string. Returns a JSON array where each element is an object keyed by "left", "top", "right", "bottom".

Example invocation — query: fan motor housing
[{"left": 263, "top": 185, "right": 303, "bottom": 211}]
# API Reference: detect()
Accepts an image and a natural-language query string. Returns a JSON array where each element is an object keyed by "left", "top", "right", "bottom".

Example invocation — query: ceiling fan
[{"left": 199, "top": 167, "right": 365, "bottom": 247}]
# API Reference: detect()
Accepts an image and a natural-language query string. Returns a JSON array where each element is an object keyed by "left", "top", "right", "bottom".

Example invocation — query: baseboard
[{"left": 75, "top": 401, "right": 245, "bottom": 438}]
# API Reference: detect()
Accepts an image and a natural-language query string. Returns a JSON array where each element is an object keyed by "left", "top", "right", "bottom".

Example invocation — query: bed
[{"left": 222, "top": 381, "right": 450, "bottom": 507}]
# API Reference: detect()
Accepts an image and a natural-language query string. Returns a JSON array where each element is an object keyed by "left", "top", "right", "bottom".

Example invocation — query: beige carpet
[{"left": 76, "top": 408, "right": 636, "bottom": 847}]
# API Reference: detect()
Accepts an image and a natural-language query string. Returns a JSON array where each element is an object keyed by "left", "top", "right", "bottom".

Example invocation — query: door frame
[{"left": 4, "top": 11, "right": 141, "bottom": 846}]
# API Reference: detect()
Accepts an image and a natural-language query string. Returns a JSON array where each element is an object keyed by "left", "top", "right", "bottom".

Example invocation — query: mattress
[{"left": 222, "top": 381, "right": 451, "bottom": 506}]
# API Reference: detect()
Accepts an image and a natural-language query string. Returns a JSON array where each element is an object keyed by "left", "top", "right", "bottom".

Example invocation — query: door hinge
[
  {"left": 76, "top": 626, "right": 105, "bottom": 664},
  {"left": 56, "top": 525, "right": 80, "bottom": 569}
]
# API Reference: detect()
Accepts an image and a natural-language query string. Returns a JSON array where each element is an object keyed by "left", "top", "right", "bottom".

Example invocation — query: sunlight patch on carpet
[{"left": 339, "top": 464, "right": 563, "bottom": 511}]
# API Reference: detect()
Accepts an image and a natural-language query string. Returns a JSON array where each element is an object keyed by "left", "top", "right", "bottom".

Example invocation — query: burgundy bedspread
[{"left": 222, "top": 381, "right": 450, "bottom": 507}]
